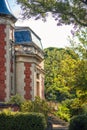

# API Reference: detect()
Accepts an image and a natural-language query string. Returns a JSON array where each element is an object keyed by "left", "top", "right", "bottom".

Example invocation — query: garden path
[
  {"left": 53, "top": 124, "right": 68, "bottom": 130},
  {"left": 47, "top": 115, "right": 69, "bottom": 130}
]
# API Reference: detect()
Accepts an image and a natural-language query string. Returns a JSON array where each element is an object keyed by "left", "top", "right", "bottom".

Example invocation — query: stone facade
[
  {"left": 15, "top": 29, "right": 45, "bottom": 100},
  {"left": 0, "top": 0, "right": 44, "bottom": 102}
]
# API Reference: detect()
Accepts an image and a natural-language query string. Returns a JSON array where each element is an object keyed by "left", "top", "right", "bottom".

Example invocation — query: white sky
[{"left": 8, "top": 0, "right": 73, "bottom": 49}]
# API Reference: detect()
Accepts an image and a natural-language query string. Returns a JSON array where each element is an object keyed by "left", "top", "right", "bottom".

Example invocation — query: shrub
[
  {"left": 0, "top": 108, "right": 12, "bottom": 115},
  {"left": 21, "top": 100, "right": 33, "bottom": 112},
  {"left": 69, "top": 99, "right": 85, "bottom": 116},
  {"left": 69, "top": 114, "right": 87, "bottom": 130},
  {"left": 67, "top": 98, "right": 87, "bottom": 117},
  {"left": 0, "top": 111, "right": 47, "bottom": 130},
  {"left": 8, "top": 94, "right": 23, "bottom": 106},
  {"left": 82, "top": 104, "right": 87, "bottom": 114},
  {"left": 21, "top": 96, "right": 52, "bottom": 120},
  {"left": 55, "top": 103, "right": 70, "bottom": 122}
]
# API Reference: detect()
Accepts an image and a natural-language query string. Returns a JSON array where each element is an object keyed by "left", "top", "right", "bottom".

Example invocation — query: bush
[
  {"left": 82, "top": 104, "right": 87, "bottom": 114},
  {"left": 69, "top": 114, "right": 87, "bottom": 130},
  {"left": 0, "top": 111, "right": 47, "bottom": 130},
  {"left": 8, "top": 94, "right": 23, "bottom": 106},
  {"left": 66, "top": 98, "right": 87, "bottom": 117},
  {"left": 21, "top": 100, "right": 33, "bottom": 112},
  {"left": 21, "top": 96, "right": 52, "bottom": 120},
  {"left": 55, "top": 103, "right": 70, "bottom": 122},
  {"left": 69, "top": 98, "right": 85, "bottom": 116}
]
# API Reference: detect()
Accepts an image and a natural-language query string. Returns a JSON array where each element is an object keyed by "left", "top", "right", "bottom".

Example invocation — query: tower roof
[
  {"left": 0, "top": 0, "right": 17, "bottom": 21},
  {"left": 15, "top": 26, "right": 43, "bottom": 49}
]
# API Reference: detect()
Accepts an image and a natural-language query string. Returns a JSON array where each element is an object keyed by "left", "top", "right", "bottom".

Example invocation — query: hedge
[
  {"left": 69, "top": 114, "right": 87, "bottom": 130},
  {"left": 0, "top": 112, "right": 47, "bottom": 130}
]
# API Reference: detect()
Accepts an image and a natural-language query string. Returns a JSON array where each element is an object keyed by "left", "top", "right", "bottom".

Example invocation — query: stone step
[
  {"left": 47, "top": 115, "right": 69, "bottom": 130},
  {"left": 53, "top": 124, "right": 68, "bottom": 130},
  {"left": 48, "top": 115, "right": 68, "bottom": 125},
  {"left": 53, "top": 128, "right": 68, "bottom": 130}
]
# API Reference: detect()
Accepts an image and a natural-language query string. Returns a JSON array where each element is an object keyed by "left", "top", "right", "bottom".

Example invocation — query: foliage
[
  {"left": 69, "top": 114, "right": 87, "bottom": 130},
  {"left": 0, "top": 108, "right": 12, "bottom": 115},
  {"left": 0, "top": 111, "right": 47, "bottom": 130},
  {"left": 69, "top": 28, "right": 87, "bottom": 101},
  {"left": 69, "top": 98, "right": 87, "bottom": 116},
  {"left": 44, "top": 47, "right": 78, "bottom": 101},
  {"left": 44, "top": 44, "right": 87, "bottom": 121},
  {"left": 21, "top": 100, "right": 33, "bottom": 112},
  {"left": 55, "top": 103, "right": 70, "bottom": 122},
  {"left": 17, "top": 0, "right": 87, "bottom": 26},
  {"left": 8, "top": 94, "right": 23, "bottom": 106},
  {"left": 74, "top": 60, "right": 87, "bottom": 92},
  {"left": 69, "top": 28, "right": 87, "bottom": 59},
  {"left": 55, "top": 98, "right": 87, "bottom": 121},
  {"left": 21, "top": 96, "right": 52, "bottom": 120}
]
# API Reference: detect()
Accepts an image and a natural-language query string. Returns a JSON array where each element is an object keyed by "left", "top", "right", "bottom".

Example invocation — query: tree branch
[
  {"left": 80, "top": 0, "right": 87, "bottom": 4},
  {"left": 69, "top": 12, "right": 87, "bottom": 27}
]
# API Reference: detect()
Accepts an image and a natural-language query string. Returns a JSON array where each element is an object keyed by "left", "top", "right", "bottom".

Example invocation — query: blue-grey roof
[
  {"left": 0, "top": 0, "right": 17, "bottom": 21},
  {"left": 15, "top": 27, "right": 43, "bottom": 49},
  {"left": 15, "top": 30, "right": 32, "bottom": 44}
]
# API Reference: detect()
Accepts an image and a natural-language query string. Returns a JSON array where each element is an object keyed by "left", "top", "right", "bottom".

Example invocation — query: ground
[
  {"left": 47, "top": 115, "right": 69, "bottom": 130},
  {"left": 53, "top": 124, "right": 68, "bottom": 130}
]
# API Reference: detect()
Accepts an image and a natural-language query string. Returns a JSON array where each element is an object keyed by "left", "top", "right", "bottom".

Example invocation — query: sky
[{"left": 8, "top": 0, "right": 73, "bottom": 49}]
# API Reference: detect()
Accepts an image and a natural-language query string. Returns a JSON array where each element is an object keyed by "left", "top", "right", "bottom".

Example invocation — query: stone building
[{"left": 0, "top": 0, "right": 44, "bottom": 102}]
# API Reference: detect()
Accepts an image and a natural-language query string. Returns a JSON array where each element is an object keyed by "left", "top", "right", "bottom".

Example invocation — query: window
[
  {"left": 36, "top": 81, "right": 40, "bottom": 96},
  {"left": 36, "top": 73, "right": 39, "bottom": 79}
]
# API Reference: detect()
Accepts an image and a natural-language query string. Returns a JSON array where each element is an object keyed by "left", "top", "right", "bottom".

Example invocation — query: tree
[
  {"left": 69, "top": 28, "right": 87, "bottom": 59},
  {"left": 44, "top": 47, "right": 79, "bottom": 101},
  {"left": 69, "top": 28, "right": 87, "bottom": 103},
  {"left": 17, "top": 0, "right": 87, "bottom": 26}
]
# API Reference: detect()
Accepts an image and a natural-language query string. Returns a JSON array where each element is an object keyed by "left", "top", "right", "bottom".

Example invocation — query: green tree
[
  {"left": 72, "top": 30, "right": 87, "bottom": 116},
  {"left": 17, "top": 0, "right": 87, "bottom": 26},
  {"left": 44, "top": 46, "right": 87, "bottom": 119},
  {"left": 61, "top": 29, "right": 87, "bottom": 118},
  {"left": 44, "top": 47, "right": 78, "bottom": 101},
  {"left": 69, "top": 28, "right": 87, "bottom": 104},
  {"left": 69, "top": 28, "right": 87, "bottom": 59}
]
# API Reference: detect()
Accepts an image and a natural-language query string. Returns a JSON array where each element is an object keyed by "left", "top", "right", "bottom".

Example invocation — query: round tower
[
  {"left": 15, "top": 27, "right": 44, "bottom": 100},
  {"left": 0, "top": 0, "right": 17, "bottom": 101}
]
